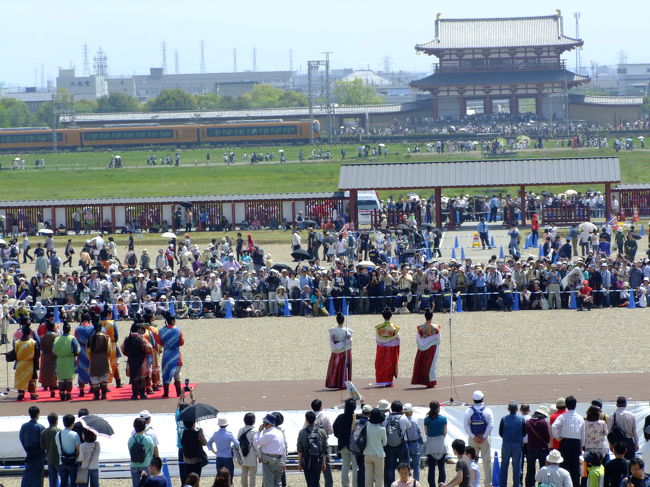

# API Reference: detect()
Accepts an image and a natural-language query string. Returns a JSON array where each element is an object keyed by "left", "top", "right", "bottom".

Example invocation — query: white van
[{"left": 357, "top": 191, "right": 381, "bottom": 226}]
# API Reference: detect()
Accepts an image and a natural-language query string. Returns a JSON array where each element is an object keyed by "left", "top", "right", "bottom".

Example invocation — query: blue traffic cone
[
  {"left": 342, "top": 296, "right": 349, "bottom": 315},
  {"left": 492, "top": 451, "right": 501, "bottom": 487},
  {"left": 454, "top": 236, "right": 459, "bottom": 248},
  {"left": 499, "top": 245, "right": 504, "bottom": 259},
  {"left": 283, "top": 297, "right": 291, "bottom": 317},
  {"left": 641, "top": 225, "right": 646, "bottom": 237},
  {"left": 461, "top": 247, "right": 465, "bottom": 259},
  {"left": 490, "top": 236, "right": 495, "bottom": 248},
  {"left": 162, "top": 458, "right": 172, "bottom": 487},
  {"left": 523, "top": 234, "right": 531, "bottom": 249},
  {"left": 53, "top": 305, "right": 61, "bottom": 324},
  {"left": 169, "top": 300, "right": 176, "bottom": 317},
  {"left": 570, "top": 291, "right": 577, "bottom": 310},
  {"left": 224, "top": 300, "right": 234, "bottom": 319},
  {"left": 451, "top": 248, "right": 456, "bottom": 259},
  {"left": 112, "top": 303, "right": 119, "bottom": 322},
  {"left": 328, "top": 296, "right": 335, "bottom": 315},
  {"left": 455, "top": 296, "right": 463, "bottom": 312},
  {"left": 513, "top": 291, "right": 520, "bottom": 311},
  {"left": 538, "top": 244, "right": 544, "bottom": 257},
  {"left": 629, "top": 290, "right": 636, "bottom": 309}
]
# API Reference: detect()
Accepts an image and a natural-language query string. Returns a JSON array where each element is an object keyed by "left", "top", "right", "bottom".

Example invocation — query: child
[
  {"left": 586, "top": 451, "right": 605, "bottom": 487},
  {"left": 466, "top": 446, "right": 481, "bottom": 487},
  {"left": 392, "top": 462, "right": 420, "bottom": 487}
]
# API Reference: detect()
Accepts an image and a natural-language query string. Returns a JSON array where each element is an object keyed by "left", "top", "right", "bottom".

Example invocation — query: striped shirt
[{"left": 552, "top": 410, "right": 585, "bottom": 447}]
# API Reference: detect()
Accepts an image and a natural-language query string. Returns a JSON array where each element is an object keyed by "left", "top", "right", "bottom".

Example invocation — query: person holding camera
[{"left": 254, "top": 414, "right": 286, "bottom": 487}]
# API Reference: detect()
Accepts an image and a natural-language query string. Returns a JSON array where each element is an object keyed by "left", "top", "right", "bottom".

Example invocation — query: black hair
[
  {"left": 244, "top": 413, "right": 255, "bottom": 426},
  {"left": 466, "top": 446, "right": 478, "bottom": 461},
  {"left": 311, "top": 399, "right": 322, "bottom": 412},
  {"left": 78, "top": 408, "right": 89, "bottom": 418},
  {"left": 614, "top": 442, "right": 628, "bottom": 455},
  {"left": 616, "top": 396, "right": 627, "bottom": 407},
  {"left": 305, "top": 410, "right": 316, "bottom": 425},
  {"left": 28, "top": 406, "right": 40, "bottom": 419},
  {"left": 63, "top": 414, "right": 75, "bottom": 428},
  {"left": 84, "top": 429, "right": 97, "bottom": 443},
  {"left": 631, "top": 458, "right": 645, "bottom": 470},
  {"left": 272, "top": 412, "right": 284, "bottom": 426},
  {"left": 397, "top": 462, "right": 411, "bottom": 472},
  {"left": 369, "top": 408, "right": 385, "bottom": 424},
  {"left": 381, "top": 307, "right": 393, "bottom": 320},
  {"left": 391, "top": 400, "right": 403, "bottom": 413},
  {"left": 428, "top": 400, "right": 440, "bottom": 419},
  {"left": 336, "top": 312, "right": 345, "bottom": 325},
  {"left": 150, "top": 456, "right": 162, "bottom": 470},
  {"left": 451, "top": 439, "right": 466, "bottom": 455},
  {"left": 424, "top": 308, "right": 433, "bottom": 320},
  {"left": 47, "top": 412, "right": 58, "bottom": 426},
  {"left": 62, "top": 321, "right": 71, "bottom": 334},
  {"left": 565, "top": 395, "right": 577, "bottom": 410},
  {"left": 133, "top": 418, "right": 146, "bottom": 433},
  {"left": 586, "top": 405, "right": 601, "bottom": 422},
  {"left": 46, "top": 321, "right": 55, "bottom": 332}
]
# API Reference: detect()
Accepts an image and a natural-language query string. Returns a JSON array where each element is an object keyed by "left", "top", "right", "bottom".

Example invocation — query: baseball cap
[
  {"left": 472, "top": 390, "right": 484, "bottom": 401},
  {"left": 139, "top": 410, "right": 151, "bottom": 419}
]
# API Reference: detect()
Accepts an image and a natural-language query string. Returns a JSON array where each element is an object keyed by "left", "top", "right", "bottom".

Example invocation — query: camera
[{"left": 184, "top": 378, "right": 191, "bottom": 392}]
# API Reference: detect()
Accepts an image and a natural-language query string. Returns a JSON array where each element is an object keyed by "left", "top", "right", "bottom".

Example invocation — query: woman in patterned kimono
[
  {"left": 375, "top": 307, "right": 400, "bottom": 387},
  {"left": 411, "top": 308, "right": 441, "bottom": 389},
  {"left": 325, "top": 312, "right": 352, "bottom": 390}
]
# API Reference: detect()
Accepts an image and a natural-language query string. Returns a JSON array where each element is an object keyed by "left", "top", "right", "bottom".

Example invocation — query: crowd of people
[{"left": 14, "top": 390, "right": 650, "bottom": 487}]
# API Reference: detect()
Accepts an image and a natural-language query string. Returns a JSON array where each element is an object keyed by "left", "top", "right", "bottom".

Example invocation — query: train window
[
  {"left": 0, "top": 132, "right": 61, "bottom": 144},
  {"left": 205, "top": 125, "right": 298, "bottom": 138},
  {"left": 83, "top": 129, "right": 174, "bottom": 141}
]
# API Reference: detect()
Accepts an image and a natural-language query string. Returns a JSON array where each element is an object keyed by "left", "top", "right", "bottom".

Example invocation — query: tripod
[{"left": 442, "top": 295, "right": 466, "bottom": 407}]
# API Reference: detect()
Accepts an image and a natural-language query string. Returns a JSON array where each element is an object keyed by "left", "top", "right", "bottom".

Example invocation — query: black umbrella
[
  {"left": 291, "top": 249, "right": 312, "bottom": 261},
  {"left": 401, "top": 249, "right": 417, "bottom": 257},
  {"left": 303, "top": 220, "right": 318, "bottom": 227},
  {"left": 395, "top": 224, "right": 410, "bottom": 230},
  {"left": 179, "top": 403, "right": 219, "bottom": 423},
  {"left": 421, "top": 223, "right": 435, "bottom": 230},
  {"left": 178, "top": 201, "right": 193, "bottom": 209},
  {"left": 79, "top": 415, "right": 115, "bottom": 438},
  {"left": 271, "top": 263, "right": 292, "bottom": 273}
]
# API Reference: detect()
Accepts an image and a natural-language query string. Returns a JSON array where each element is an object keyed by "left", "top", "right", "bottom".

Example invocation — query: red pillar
[
  {"left": 51, "top": 206, "right": 57, "bottom": 231},
  {"left": 111, "top": 206, "right": 116, "bottom": 233},
  {"left": 519, "top": 185, "right": 527, "bottom": 226},
  {"left": 605, "top": 182, "right": 613, "bottom": 220},
  {"left": 459, "top": 97, "right": 467, "bottom": 118},
  {"left": 231, "top": 204, "right": 236, "bottom": 230},
  {"left": 349, "top": 189, "right": 358, "bottom": 230},
  {"left": 434, "top": 187, "right": 442, "bottom": 228}
]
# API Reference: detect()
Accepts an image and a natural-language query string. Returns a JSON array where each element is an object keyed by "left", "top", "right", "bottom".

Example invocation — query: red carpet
[{"left": 31, "top": 383, "right": 198, "bottom": 403}]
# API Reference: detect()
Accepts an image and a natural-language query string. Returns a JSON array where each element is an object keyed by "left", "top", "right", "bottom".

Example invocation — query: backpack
[
  {"left": 607, "top": 413, "right": 627, "bottom": 445},
  {"left": 129, "top": 435, "right": 147, "bottom": 464},
  {"left": 239, "top": 427, "right": 253, "bottom": 457},
  {"left": 469, "top": 406, "right": 488, "bottom": 436},
  {"left": 127, "top": 253, "right": 137, "bottom": 266},
  {"left": 349, "top": 421, "right": 367, "bottom": 454},
  {"left": 304, "top": 427, "right": 323, "bottom": 469},
  {"left": 538, "top": 469, "right": 557, "bottom": 487},
  {"left": 386, "top": 415, "right": 404, "bottom": 447}
]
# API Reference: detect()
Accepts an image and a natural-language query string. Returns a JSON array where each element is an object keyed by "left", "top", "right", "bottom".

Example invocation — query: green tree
[
  {"left": 0, "top": 98, "right": 35, "bottom": 127},
  {"left": 196, "top": 93, "right": 223, "bottom": 110},
  {"left": 97, "top": 92, "right": 141, "bottom": 112},
  {"left": 74, "top": 99, "right": 98, "bottom": 113},
  {"left": 333, "top": 78, "right": 384, "bottom": 105},
  {"left": 642, "top": 96, "right": 650, "bottom": 116},
  {"left": 278, "top": 89, "right": 308, "bottom": 107},
  {"left": 146, "top": 88, "right": 197, "bottom": 111}
]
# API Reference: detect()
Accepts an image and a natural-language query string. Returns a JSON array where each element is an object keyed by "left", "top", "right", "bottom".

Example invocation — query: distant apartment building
[
  {"left": 617, "top": 63, "right": 650, "bottom": 95},
  {"left": 56, "top": 68, "right": 108, "bottom": 100}
]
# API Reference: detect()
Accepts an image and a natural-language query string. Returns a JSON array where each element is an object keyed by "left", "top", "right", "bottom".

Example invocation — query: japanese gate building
[{"left": 411, "top": 12, "right": 589, "bottom": 119}]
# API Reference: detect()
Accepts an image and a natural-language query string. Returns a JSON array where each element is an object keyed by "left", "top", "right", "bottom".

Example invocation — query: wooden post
[
  {"left": 349, "top": 189, "right": 358, "bottom": 230},
  {"left": 111, "top": 206, "right": 116, "bottom": 233},
  {"left": 434, "top": 187, "right": 442, "bottom": 228},
  {"left": 231, "top": 204, "right": 236, "bottom": 230},
  {"left": 605, "top": 182, "right": 612, "bottom": 220},
  {"left": 291, "top": 201, "right": 296, "bottom": 225},
  {"left": 519, "top": 185, "right": 527, "bottom": 226}
]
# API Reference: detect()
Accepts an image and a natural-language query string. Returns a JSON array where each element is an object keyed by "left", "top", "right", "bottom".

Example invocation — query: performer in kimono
[
  {"left": 100, "top": 309, "right": 121, "bottom": 388},
  {"left": 325, "top": 312, "right": 352, "bottom": 390},
  {"left": 87, "top": 316, "right": 111, "bottom": 400},
  {"left": 121, "top": 322, "right": 153, "bottom": 400},
  {"left": 39, "top": 321, "right": 59, "bottom": 397},
  {"left": 375, "top": 307, "right": 400, "bottom": 387},
  {"left": 53, "top": 321, "right": 80, "bottom": 401},
  {"left": 74, "top": 313, "right": 94, "bottom": 397},
  {"left": 143, "top": 312, "right": 161, "bottom": 394},
  {"left": 158, "top": 312, "right": 185, "bottom": 398},
  {"left": 13, "top": 323, "right": 40, "bottom": 401},
  {"left": 411, "top": 308, "right": 441, "bottom": 388}
]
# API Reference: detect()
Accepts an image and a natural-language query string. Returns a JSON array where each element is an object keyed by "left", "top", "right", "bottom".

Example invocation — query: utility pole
[
  {"left": 174, "top": 50, "right": 179, "bottom": 74},
  {"left": 289, "top": 49, "right": 293, "bottom": 72},
  {"left": 252, "top": 47, "right": 257, "bottom": 72},
  {"left": 574, "top": 12, "right": 581, "bottom": 74},
  {"left": 233, "top": 48, "right": 238, "bottom": 72},
  {"left": 51, "top": 93, "right": 57, "bottom": 152},
  {"left": 162, "top": 41, "right": 168, "bottom": 73},
  {"left": 322, "top": 52, "right": 335, "bottom": 142},
  {"left": 308, "top": 58, "right": 328, "bottom": 143},
  {"left": 200, "top": 41, "right": 205, "bottom": 74},
  {"left": 83, "top": 42, "right": 90, "bottom": 76}
]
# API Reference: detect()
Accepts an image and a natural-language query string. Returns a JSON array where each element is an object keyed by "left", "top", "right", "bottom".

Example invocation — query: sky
[{"left": 1, "top": 0, "right": 649, "bottom": 88}]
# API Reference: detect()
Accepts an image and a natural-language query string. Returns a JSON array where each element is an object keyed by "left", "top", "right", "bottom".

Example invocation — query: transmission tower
[
  {"left": 40, "top": 63, "right": 45, "bottom": 88},
  {"left": 253, "top": 47, "right": 257, "bottom": 72},
  {"left": 161, "top": 41, "right": 168, "bottom": 73},
  {"left": 174, "top": 50, "right": 179, "bottom": 74},
  {"left": 383, "top": 55, "right": 392, "bottom": 73},
  {"left": 200, "top": 41, "right": 206, "bottom": 73},
  {"left": 93, "top": 48, "right": 108, "bottom": 77},
  {"left": 83, "top": 43, "right": 90, "bottom": 76},
  {"left": 308, "top": 57, "right": 332, "bottom": 143},
  {"left": 574, "top": 12, "right": 581, "bottom": 74},
  {"left": 233, "top": 48, "right": 238, "bottom": 72}
]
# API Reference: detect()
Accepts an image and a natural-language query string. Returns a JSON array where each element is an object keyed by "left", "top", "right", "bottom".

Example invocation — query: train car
[
  {"left": 0, "top": 127, "right": 81, "bottom": 151},
  {"left": 80, "top": 124, "right": 198, "bottom": 148},
  {"left": 199, "top": 119, "right": 319, "bottom": 145}
]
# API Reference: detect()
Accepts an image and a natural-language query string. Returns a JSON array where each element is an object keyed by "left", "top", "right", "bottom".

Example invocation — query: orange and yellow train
[{"left": 0, "top": 119, "right": 320, "bottom": 151}]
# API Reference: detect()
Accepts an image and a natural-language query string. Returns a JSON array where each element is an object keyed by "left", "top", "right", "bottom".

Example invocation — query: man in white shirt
[
  {"left": 292, "top": 231, "right": 302, "bottom": 251},
  {"left": 254, "top": 414, "right": 286, "bottom": 487},
  {"left": 607, "top": 396, "right": 638, "bottom": 460},
  {"left": 464, "top": 390, "right": 493, "bottom": 487},
  {"left": 551, "top": 395, "right": 584, "bottom": 487}
]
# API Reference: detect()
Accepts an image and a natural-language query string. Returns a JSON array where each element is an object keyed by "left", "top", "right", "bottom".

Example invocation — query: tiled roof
[
  {"left": 339, "top": 157, "right": 620, "bottom": 190},
  {"left": 569, "top": 94, "right": 644, "bottom": 106},
  {"left": 416, "top": 14, "right": 582, "bottom": 51},
  {"left": 411, "top": 69, "right": 589, "bottom": 89}
]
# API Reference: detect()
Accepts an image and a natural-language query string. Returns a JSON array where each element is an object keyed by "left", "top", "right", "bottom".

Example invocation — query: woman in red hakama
[
  {"left": 325, "top": 312, "right": 353, "bottom": 389},
  {"left": 411, "top": 308, "right": 441, "bottom": 388},
  {"left": 375, "top": 307, "right": 400, "bottom": 387}
]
